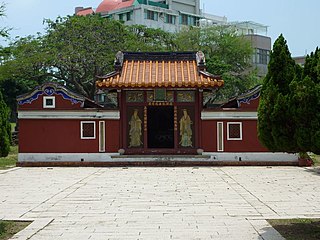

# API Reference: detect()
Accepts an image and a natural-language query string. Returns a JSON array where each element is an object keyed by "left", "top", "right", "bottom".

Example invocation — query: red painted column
[
  {"left": 118, "top": 89, "right": 123, "bottom": 150},
  {"left": 174, "top": 105, "right": 178, "bottom": 150},
  {"left": 143, "top": 106, "right": 148, "bottom": 151},
  {"left": 198, "top": 89, "right": 203, "bottom": 149}
]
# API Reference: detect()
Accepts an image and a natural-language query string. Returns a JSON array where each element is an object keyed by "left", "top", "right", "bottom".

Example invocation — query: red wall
[
  {"left": 19, "top": 94, "right": 83, "bottom": 110},
  {"left": 106, "top": 120, "right": 120, "bottom": 152},
  {"left": 19, "top": 119, "right": 120, "bottom": 153},
  {"left": 201, "top": 121, "right": 217, "bottom": 152},
  {"left": 201, "top": 119, "right": 268, "bottom": 152}
]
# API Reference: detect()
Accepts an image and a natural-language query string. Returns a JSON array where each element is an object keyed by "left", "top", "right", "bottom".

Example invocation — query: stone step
[
  {"left": 112, "top": 155, "right": 209, "bottom": 158},
  {"left": 111, "top": 155, "right": 211, "bottom": 162}
]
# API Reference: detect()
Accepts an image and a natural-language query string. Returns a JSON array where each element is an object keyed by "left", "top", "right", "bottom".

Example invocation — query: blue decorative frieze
[
  {"left": 17, "top": 83, "right": 84, "bottom": 106},
  {"left": 18, "top": 90, "right": 43, "bottom": 105},
  {"left": 56, "top": 90, "right": 82, "bottom": 105},
  {"left": 43, "top": 87, "right": 55, "bottom": 96},
  {"left": 238, "top": 91, "right": 261, "bottom": 105}
]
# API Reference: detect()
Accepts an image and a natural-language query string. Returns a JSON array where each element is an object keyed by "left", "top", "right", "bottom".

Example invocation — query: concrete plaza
[{"left": 1, "top": 166, "right": 320, "bottom": 239}]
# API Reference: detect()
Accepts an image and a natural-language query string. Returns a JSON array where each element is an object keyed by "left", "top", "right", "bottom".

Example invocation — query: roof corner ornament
[
  {"left": 114, "top": 51, "right": 124, "bottom": 71},
  {"left": 196, "top": 51, "right": 206, "bottom": 70}
]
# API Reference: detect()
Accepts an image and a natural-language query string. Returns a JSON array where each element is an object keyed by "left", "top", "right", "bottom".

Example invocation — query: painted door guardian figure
[
  {"left": 129, "top": 109, "right": 143, "bottom": 147},
  {"left": 179, "top": 109, "right": 193, "bottom": 147}
]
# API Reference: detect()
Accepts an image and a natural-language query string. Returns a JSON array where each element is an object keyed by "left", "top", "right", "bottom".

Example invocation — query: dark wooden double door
[{"left": 147, "top": 106, "right": 174, "bottom": 149}]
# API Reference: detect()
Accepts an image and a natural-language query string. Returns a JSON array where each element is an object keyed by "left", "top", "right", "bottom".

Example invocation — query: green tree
[
  {"left": 174, "top": 25, "right": 257, "bottom": 101},
  {"left": 0, "top": 90, "right": 10, "bottom": 157},
  {"left": 43, "top": 15, "right": 128, "bottom": 98},
  {"left": 0, "top": 36, "right": 48, "bottom": 120},
  {"left": 303, "top": 47, "right": 320, "bottom": 84},
  {"left": 126, "top": 25, "right": 175, "bottom": 52},
  {"left": 173, "top": 26, "right": 200, "bottom": 52},
  {"left": 258, "top": 34, "right": 297, "bottom": 152},
  {"left": 0, "top": 15, "right": 177, "bottom": 111},
  {"left": 289, "top": 48, "right": 320, "bottom": 155},
  {"left": 0, "top": 3, "right": 10, "bottom": 38}
]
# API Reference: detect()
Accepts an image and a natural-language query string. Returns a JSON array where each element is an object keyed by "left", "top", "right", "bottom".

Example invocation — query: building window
[
  {"left": 180, "top": 14, "right": 188, "bottom": 25},
  {"left": 119, "top": 13, "right": 124, "bottom": 21},
  {"left": 188, "top": 16, "right": 198, "bottom": 26},
  {"left": 227, "top": 122, "right": 242, "bottom": 140},
  {"left": 165, "top": 14, "right": 176, "bottom": 24},
  {"left": 255, "top": 48, "right": 270, "bottom": 65},
  {"left": 119, "top": 11, "right": 132, "bottom": 21},
  {"left": 179, "top": 14, "right": 198, "bottom": 26},
  {"left": 126, "top": 11, "right": 132, "bottom": 21},
  {"left": 43, "top": 96, "right": 55, "bottom": 108},
  {"left": 96, "top": 93, "right": 106, "bottom": 104},
  {"left": 81, "top": 121, "right": 96, "bottom": 139},
  {"left": 144, "top": 10, "right": 158, "bottom": 21}
]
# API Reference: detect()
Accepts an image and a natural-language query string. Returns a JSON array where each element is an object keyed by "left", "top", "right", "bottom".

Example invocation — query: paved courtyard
[{"left": 1, "top": 166, "right": 320, "bottom": 239}]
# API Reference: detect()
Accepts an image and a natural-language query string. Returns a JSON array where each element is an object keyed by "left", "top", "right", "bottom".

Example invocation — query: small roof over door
[{"left": 96, "top": 51, "right": 224, "bottom": 89}]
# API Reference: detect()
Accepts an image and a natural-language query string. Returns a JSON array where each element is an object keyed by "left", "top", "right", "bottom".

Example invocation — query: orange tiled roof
[{"left": 96, "top": 52, "right": 224, "bottom": 88}]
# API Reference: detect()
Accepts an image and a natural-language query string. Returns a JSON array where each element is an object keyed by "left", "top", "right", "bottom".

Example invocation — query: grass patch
[
  {"left": 0, "top": 220, "right": 31, "bottom": 240},
  {"left": 0, "top": 146, "right": 18, "bottom": 169},
  {"left": 268, "top": 218, "right": 320, "bottom": 240}
]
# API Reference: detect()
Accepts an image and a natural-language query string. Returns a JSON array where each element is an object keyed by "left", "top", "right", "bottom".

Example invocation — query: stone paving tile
[{"left": 0, "top": 166, "right": 320, "bottom": 239}]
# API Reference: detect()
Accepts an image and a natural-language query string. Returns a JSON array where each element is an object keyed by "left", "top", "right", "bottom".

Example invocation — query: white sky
[{"left": 1, "top": 0, "right": 319, "bottom": 56}]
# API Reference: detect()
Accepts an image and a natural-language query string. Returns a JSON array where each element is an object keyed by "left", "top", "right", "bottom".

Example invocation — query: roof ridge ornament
[
  {"left": 196, "top": 51, "right": 206, "bottom": 71},
  {"left": 114, "top": 51, "right": 124, "bottom": 71}
]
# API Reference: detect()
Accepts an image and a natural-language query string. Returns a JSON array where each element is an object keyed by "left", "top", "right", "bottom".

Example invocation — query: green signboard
[{"left": 154, "top": 88, "right": 166, "bottom": 101}]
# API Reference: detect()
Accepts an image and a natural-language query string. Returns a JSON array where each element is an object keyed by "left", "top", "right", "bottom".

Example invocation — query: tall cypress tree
[
  {"left": 289, "top": 48, "right": 320, "bottom": 155},
  {"left": 0, "top": 90, "right": 10, "bottom": 157},
  {"left": 303, "top": 47, "right": 320, "bottom": 84},
  {"left": 258, "top": 34, "right": 297, "bottom": 152}
]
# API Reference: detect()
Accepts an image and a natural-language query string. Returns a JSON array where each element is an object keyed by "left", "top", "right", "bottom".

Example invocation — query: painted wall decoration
[
  {"left": 147, "top": 91, "right": 154, "bottom": 102},
  {"left": 17, "top": 83, "right": 84, "bottom": 106},
  {"left": 177, "top": 91, "right": 195, "bottom": 102},
  {"left": 179, "top": 109, "right": 193, "bottom": 147},
  {"left": 126, "top": 91, "right": 144, "bottom": 103},
  {"left": 166, "top": 91, "right": 174, "bottom": 102},
  {"left": 129, "top": 109, "right": 143, "bottom": 147}
]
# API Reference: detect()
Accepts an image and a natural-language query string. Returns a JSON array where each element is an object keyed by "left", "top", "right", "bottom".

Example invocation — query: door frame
[{"left": 120, "top": 89, "right": 201, "bottom": 155}]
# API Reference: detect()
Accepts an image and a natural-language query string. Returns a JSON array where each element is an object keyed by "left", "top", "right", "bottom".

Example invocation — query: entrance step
[
  {"left": 111, "top": 155, "right": 211, "bottom": 162},
  {"left": 108, "top": 154, "right": 216, "bottom": 167}
]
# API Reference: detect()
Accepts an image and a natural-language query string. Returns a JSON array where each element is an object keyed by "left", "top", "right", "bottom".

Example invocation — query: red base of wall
[
  {"left": 298, "top": 158, "right": 313, "bottom": 167},
  {"left": 17, "top": 161, "right": 299, "bottom": 167}
]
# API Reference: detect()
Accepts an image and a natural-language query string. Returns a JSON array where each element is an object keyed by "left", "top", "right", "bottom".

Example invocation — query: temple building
[{"left": 17, "top": 51, "right": 298, "bottom": 166}]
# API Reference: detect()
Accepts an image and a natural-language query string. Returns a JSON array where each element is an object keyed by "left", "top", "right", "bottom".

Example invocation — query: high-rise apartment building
[
  {"left": 76, "top": 0, "right": 227, "bottom": 33},
  {"left": 76, "top": 0, "right": 271, "bottom": 77},
  {"left": 234, "top": 21, "right": 271, "bottom": 77}
]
